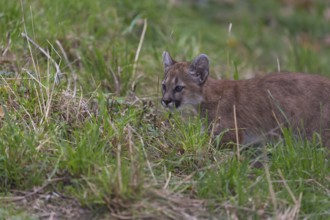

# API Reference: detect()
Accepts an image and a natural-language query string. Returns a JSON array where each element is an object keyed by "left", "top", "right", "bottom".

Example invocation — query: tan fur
[{"left": 161, "top": 52, "right": 330, "bottom": 147}]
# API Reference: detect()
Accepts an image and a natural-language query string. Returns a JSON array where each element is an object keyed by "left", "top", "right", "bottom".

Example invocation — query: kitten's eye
[
  {"left": 162, "top": 84, "right": 166, "bottom": 92},
  {"left": 174, "top": 85, "right": 184, "bottom": 92}
]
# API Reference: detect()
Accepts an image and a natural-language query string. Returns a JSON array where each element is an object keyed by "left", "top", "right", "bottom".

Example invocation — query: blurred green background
[{"left": 2, "top": 0, "right": 330, "bottom": 97}]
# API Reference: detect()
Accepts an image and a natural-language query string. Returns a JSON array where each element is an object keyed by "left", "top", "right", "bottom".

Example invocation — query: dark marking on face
[{"left": 174, "top": 100, "right": 181, "bottom": 108}]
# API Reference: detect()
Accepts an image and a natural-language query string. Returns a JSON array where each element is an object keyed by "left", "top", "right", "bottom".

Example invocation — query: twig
[
  {"left": 132, "top": 18, "right": 147, "bottom": 90},
  {"left": 117, "top": 143, "right": 123, "bottom": 192},
  {"left": 276, "top": 56, "right": 281, "bottom": 72},
  {"left": 109, "top": 64, "right": 120, "bottom": 95},
  {"left": 22, "top": 68, "right": 47, "bottom": 89},
  {"left": 278, "top": 169, "right": 298, "bottom": 204},
  {"left": 125, "top": 125, "right": 139, "bottom": 188},
  {"left": 2, "top": 32, "right": 11, "bottom": 56},
  {"left": 163, "top": 172, "right": 172, "bottom": 190},
  {"left": 209, "top": 98, "right": 222, "bottom": 148},
  {"left": 264, "top": 162, "right": 277, "bottom": 211},
  {"left": 233, "top": 104, "right": 240, "bottom": 159},
  {"left": 21, "top": 32, "right": 61, "bottom": 84}
]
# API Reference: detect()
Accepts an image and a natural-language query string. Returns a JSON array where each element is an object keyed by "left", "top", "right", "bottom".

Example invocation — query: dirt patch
[{"left": 1, "top": 190, "right": 96, "bottom": 219}]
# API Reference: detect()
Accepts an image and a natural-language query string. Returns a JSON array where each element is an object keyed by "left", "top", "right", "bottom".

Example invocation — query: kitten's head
[{"left": 161, "top": 51, "right": 209, "bottom": 110}]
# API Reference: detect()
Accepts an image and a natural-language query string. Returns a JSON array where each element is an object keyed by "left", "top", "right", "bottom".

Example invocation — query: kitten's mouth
[
  {"left": 161, "top": 100, "right": 181, "bottom": 110},
  {"left": 167, "top": 102, "right": 181, "bottom": 110}
]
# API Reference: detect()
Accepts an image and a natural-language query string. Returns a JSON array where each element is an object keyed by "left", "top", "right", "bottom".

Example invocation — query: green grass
[{"left": 0, "top": 0, "right": 330, "bottom": 219}]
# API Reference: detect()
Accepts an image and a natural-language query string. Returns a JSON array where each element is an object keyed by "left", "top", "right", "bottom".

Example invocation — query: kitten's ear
[
  {"left": 189, "top": 54, "right": 209, "bottom": 84},
  {"left": 162, "top": 51, "right": 174, "bottom": 74}
]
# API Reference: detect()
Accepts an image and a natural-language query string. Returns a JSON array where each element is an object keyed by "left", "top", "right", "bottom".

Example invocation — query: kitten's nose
[{"left": 162, "top": 99, "right": 171, "bottom": 106}]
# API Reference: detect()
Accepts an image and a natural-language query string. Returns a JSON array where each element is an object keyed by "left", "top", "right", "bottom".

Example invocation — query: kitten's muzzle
[
  {"left": 162, "top": 99, "right": 172, "bottom": 108},
  {"left": 161, "top": 99, "right": 180, "bottom": 109}
]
